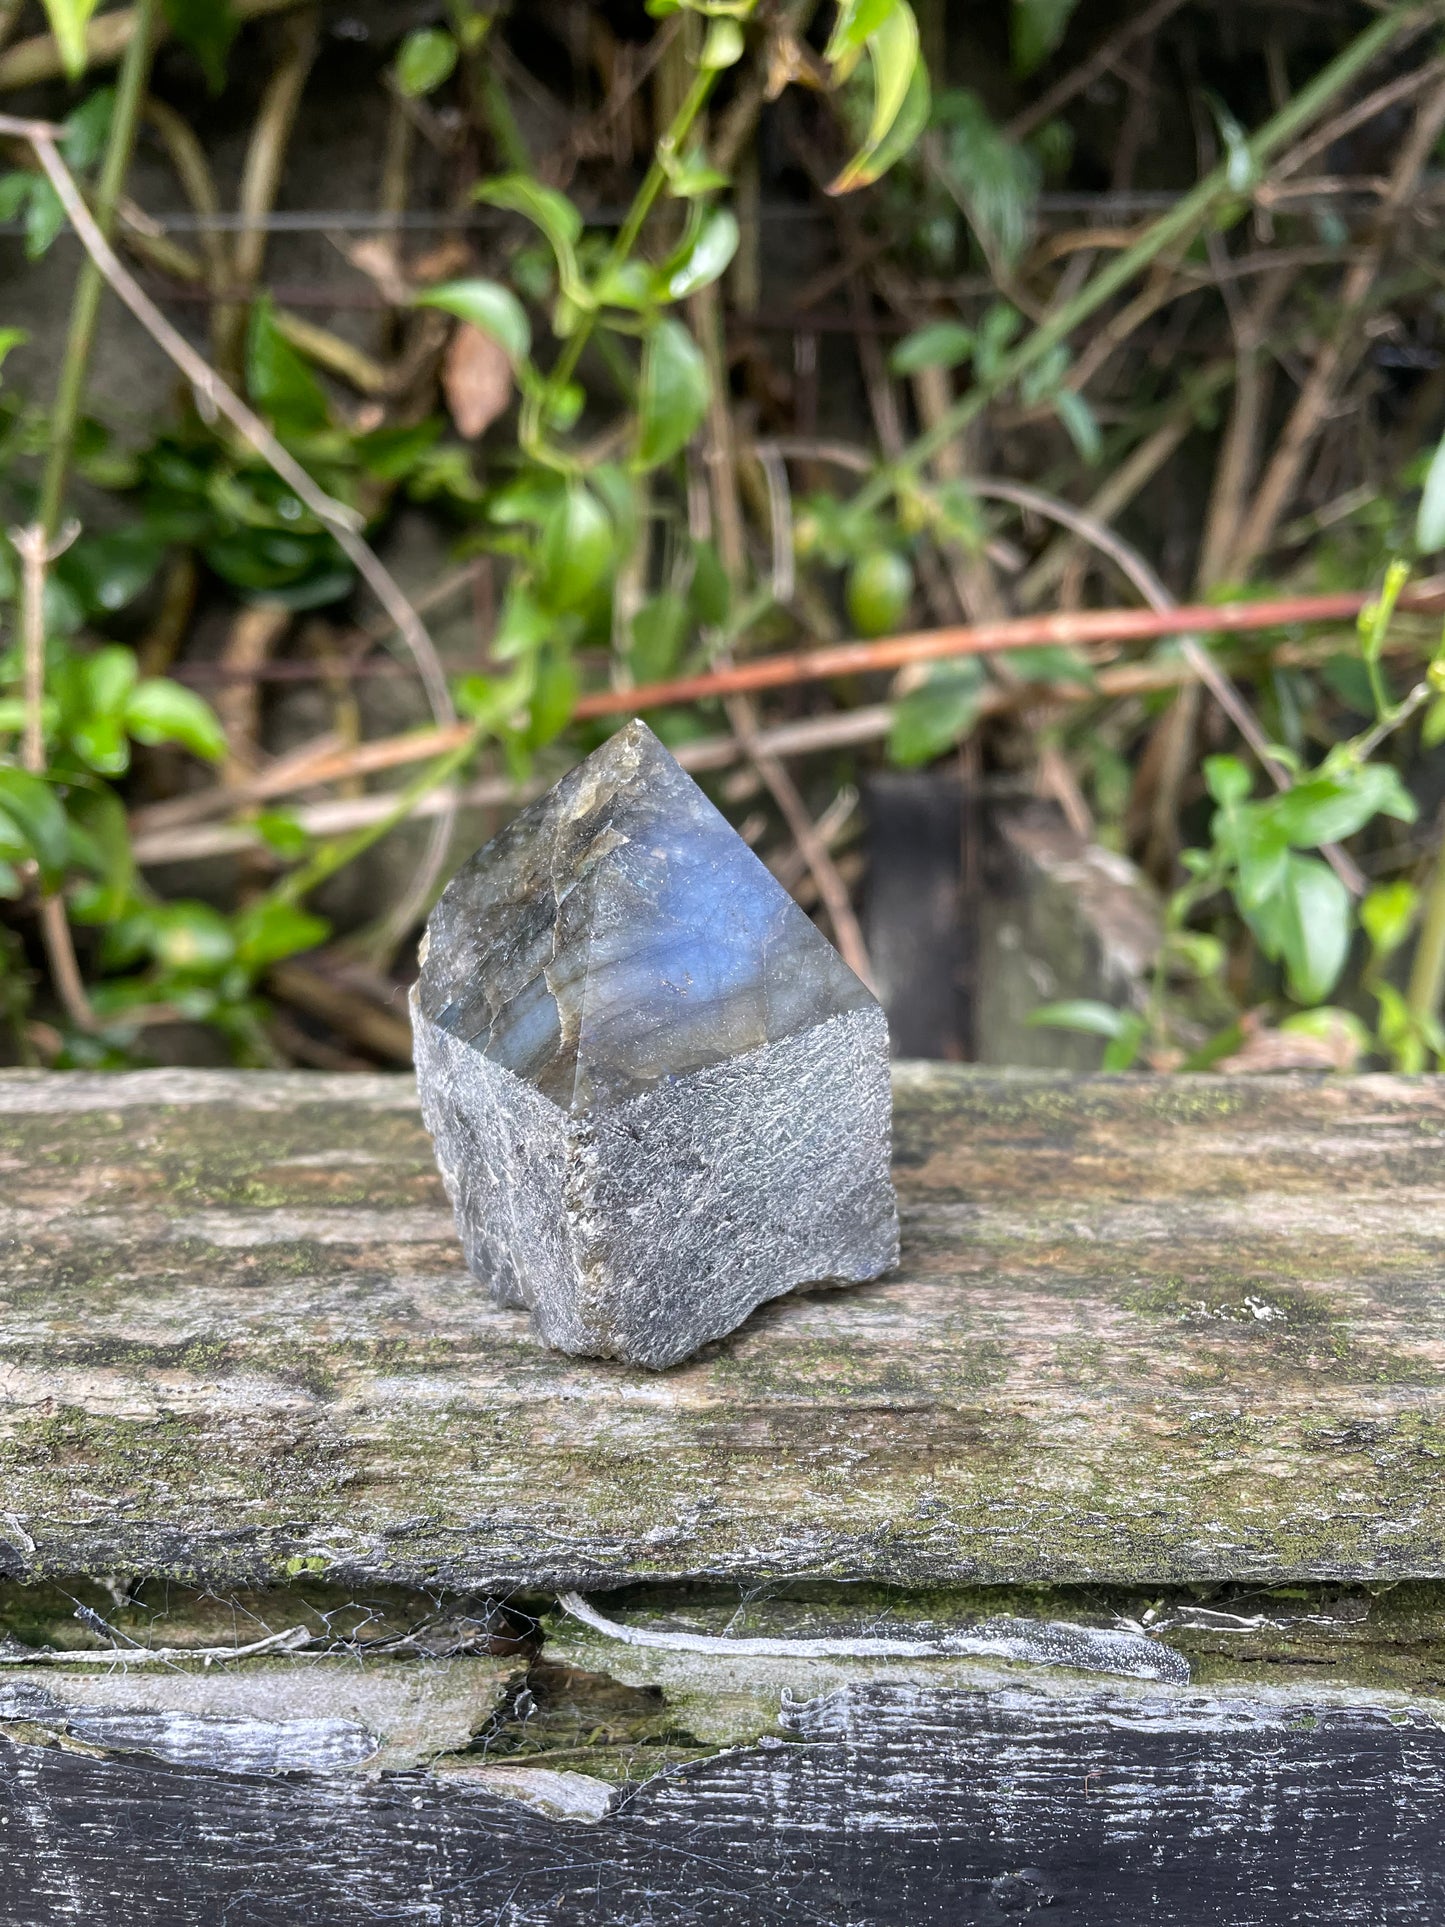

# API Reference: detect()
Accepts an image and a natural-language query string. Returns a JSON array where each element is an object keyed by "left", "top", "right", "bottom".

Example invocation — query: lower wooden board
[
  {"left": 6, "top": 1672, "right": 1445, "bottom": 1925},
  {"left": 3, "top": 1066, "right": 1445, "bottom": 1587}
]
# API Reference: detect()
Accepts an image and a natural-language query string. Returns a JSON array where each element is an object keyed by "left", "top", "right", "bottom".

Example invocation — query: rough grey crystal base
[{"left": 410, "top": 720, "right": 899, "bottom": 1370}]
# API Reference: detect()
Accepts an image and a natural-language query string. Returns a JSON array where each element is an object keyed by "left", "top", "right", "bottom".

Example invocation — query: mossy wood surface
[{"left": 2, "top": 1065, "right": 1443, "bottom": 1590}]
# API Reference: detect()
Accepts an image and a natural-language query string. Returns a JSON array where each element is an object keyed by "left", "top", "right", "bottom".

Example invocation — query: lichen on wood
[{"left": 2, "top": 1066, "right": 1444, "bottom": 1589}]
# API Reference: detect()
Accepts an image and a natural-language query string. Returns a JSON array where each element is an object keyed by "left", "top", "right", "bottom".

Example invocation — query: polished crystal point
[{"left": 411, "top": 719, "right": 899, "bottom": 1369}]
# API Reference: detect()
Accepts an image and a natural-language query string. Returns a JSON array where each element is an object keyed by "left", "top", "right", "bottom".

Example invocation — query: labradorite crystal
[{"left": 411, "top": 719, "right": 899, "bottom": 1369}]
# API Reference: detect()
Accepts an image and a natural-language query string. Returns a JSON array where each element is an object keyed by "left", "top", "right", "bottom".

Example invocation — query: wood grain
[
  {"left": 2, "top": 1066, "right": 1443, "bottom": 1589},
  {"left": 6, "top": 1675, "right": 1445, "bottom": 1925}
]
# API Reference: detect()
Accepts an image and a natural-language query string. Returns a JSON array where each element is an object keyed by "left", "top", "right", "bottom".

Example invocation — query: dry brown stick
[
  {"left": 0, "top": 109, "right": 459, "bottom": 944},
  {"left": 1006, "top": 0, "right": 1188, "bottom": 142},
  {"left": 0, "top": 0, "right": 26, "bottom": 58},
  {"left": 1228, "top": 73, "right": 1445, "bottom": 580},
  {"left": 1268, "top": 57, "right": 1444, "bottom": 184},
  {"left": 1195, "top": 271, "right": 1291, "bottom": 592},
  {"left": 694, "top": 277, "right": 874, "bottom": 984},
  {"left": 9, "top": 522, "right": 94, "bottom": 1033},
  {"left": 214, "top": 7, "right": 319, "bottom": 383},
  {"left": 1016, "top": 375, "right": 1233, "bottom": 608},
  {"left": 0, "top": 0, "right": 302, "bottom": 89},
  {"left": 143, "top": 97, "right": 228, "bottom": 296},
  {"left": 215, "top": 605, "right": 290, "bottom": 780},
  {"left": 267, "top": 959, "right": 413, "bottom": 1064}
]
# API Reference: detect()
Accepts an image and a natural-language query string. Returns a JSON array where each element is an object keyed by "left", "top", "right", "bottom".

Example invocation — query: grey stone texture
[{"left": 410, "top": 721, "right": 898, "bottom": 1368}]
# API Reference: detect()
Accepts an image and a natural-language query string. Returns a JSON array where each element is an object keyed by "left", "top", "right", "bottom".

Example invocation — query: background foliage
[{"left": 2, "top": 0, "right": 1445, "bottom": 1073}]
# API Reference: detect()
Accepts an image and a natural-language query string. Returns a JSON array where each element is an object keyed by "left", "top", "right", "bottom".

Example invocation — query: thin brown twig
[
  {"left": 215, "top": 7, "right": 318, "bottom": 381},
  {"left": 1006, "top": 0, "right": 1188, "bottom": 142},
  {"left": 0, "top": 109, "right": 458, "bottom": 946},
  {"left": 9, "top": 521, "right": 94, "bottom": 1033},
  {"left": 1228, "top": 72, "right": 1445, "bottom": 579}
]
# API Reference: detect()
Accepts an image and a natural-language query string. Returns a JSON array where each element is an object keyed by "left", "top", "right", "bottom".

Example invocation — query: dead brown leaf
[{"left": 443, "top": 322, "right": 513, "bottom": 440}]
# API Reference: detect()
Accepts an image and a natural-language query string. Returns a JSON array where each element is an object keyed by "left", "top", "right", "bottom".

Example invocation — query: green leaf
[
  {"left": 1425, "top": 694, "right": 1445, "bottom": 748},
  {"left": 72, "top": 714, "right": 129, "bottom": 777},
  {"left": 665, "top": 207, "right": 740, "bottom": 301},
  {"left": 888, "top": 658, "right": 984, "bottom": 766},
  {"left": 830, "top": 10, "right": 930, "bottom": 194},
  {"left": 246, "top": 298, "right": 330, "bottom": 436},
  {"left": 931, "top": 90, "right": 1039, "bottom": 265},
  {"left": 1266, "top": 763, "right": 1417, "bottom": 848},
  {"left": 61, "top": 87, "right": 114, "bottom": 170},
  {"left": 395, "top": 26, "right": 458, "bottom": 97},
  {"left": 149, "top": 901, "right": 236, "bottom": 974},
  {"left": 536, "top": 484, "right": 613, "bottom": 612},
  {"left": 630, "top": 591, "right": 689, "bottom": 683},
  {"left": 57, "top": 526, "right": 163, "bottom": 616},
  {"left": 661, "top": 144, "right": 730, "bottom": 200},
  {"left": 890, "top": 323, "right": 974, "bottom": 375},
  {"left": 1420, "top": 426, "right": 1445, "bottom": 554},
  {"left": 75, "top": 644, "right": 139, "bottom": 720},
  {"left": 65, "top": 784, "right": 133, "bottom": 924},
  {"left": 526, "top": 649, "right": 579, "bottom": 749},
  {"left": 1011, "top": 0, "right": 1081, "bottom": 77},
  {"left": 825, "top": 0, "right": 899, "bottom": 67},
  {"left": 847, "top": 549, "right": 913, "bottom": 637},
  {"left": 23, "top": 177, "right": 65, "bottom": 259},
  {"left": 1361, "top": 880, "right": 1418, "bottom": 961},
  {"left": 235, "top": 898, "right": 329, "bottom": 969},
  {"left": 1005, "top": 644, "right": 1093, "bottom": 684},
  {"left": 688, "top": 540, "right": 730, "bottom": 627},
  {"left": 253, "top": 810, "right": 311, "bottom": 861},
  {"left": 124, "top": 679, "right": 228, "bottom": 761},
  {"left": 40, "top": 0, "right": 101, "bottom": 80},
  {"left": 634, "top": 318, "right": 710, "bottom": 470},
  {"left": 0, "top": 768, "right": 68, "bottom": 888},
  {"left": 486, "top": 582, "right": 552, "bottom": 663},
  {"left": 414, "top": 278, "right": 531, "bottom": 363},
  {"left": 1027, "top": 998, "right": 1132, "bottom": 1038},
  {"left": 1204, "top": 753, "right": 1252, "bottom": 808},
  {"left": 162, "top": 0, "right": 239, "bottom": 90},
  {"left": 476, "top": 176, "right": 585, "bottom": 304},
  {"left": 1053, "top": 387, "right": 1101, "bottom": 464},
  {"left": 1261, "top": 853, "right": 1352, "bottom": 1005},
  {"left": 0, "top": 327, "right": 26, "bottom": 379}
]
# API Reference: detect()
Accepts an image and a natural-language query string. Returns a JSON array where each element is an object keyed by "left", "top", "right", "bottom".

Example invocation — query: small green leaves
[
  {"left": 890, "top": 323, "right": 975, "bottom": 376},
  {"left": 664, "top": 207, "right": 740, "bottom": 300},
  {"left": 634, "top": 319, "right": 710, "bottom": 469},
  {"left": 537, "top": 484, "right": 613, "bottom": 611},
  {"left": 1361, "top": 880, "right": 1417, "bottom": 962},
  {"left": 1010, "top": 0, "right": 1081, "bottom": 77},
  {"left": 415, "top": 279, "right": 532, "bottom": 364},
  {"left": 123, "top": 679, "right": 228, "bottom": 762},
  {"left": 246, "top": 299, "right": 329, "bottom": 437},
  {"left": 1027, "top": 998, "right": 1145, "bottom": 1070},
  {"left": 476, "top": 176, "right": 587, "bottom": 308},
  {"left": 235, "top": 898, "right": 330, "bottom": 969},
  {"left": 847, "top": 549, "right": 913, "bottom": 637},
  {"left": 40, "top": 0, "right": 102, "bottom": 80},
  {"left": 829, "top": 1, "right": 930, "bottom": 194},
  {"left": 0, "top": 769, "right": 68, "bottom": 890},
  {"left": 162, "top": 0, "right": 240, "bottom": 92},
  {"left": 1254, "top": 854, "right": 1351, "bottom": 1006},
  {"left": 394, "top": 26, "right": 459, "bottom": 98},
  {"left": 1418, "top": 428, "right": 1445, "bottom": 553},
  {"left": 630, "top": 591, "right": 689, "bottom": 682},
  {"left": 888, "top": 659, "right": 983, "bottom": 766}
]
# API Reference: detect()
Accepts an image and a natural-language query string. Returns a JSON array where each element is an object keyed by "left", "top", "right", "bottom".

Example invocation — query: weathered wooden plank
[
  {"left": 2, "top": 1066, "right": 1444, "bottom": 1588},
  {"left": 6, "top": 1671, "right": 1445, "bottom": 1925}
]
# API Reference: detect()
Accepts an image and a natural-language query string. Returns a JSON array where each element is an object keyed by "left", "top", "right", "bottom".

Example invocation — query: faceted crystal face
[{"left": 416, "top": 720, "right": 877, "bottom": 1113}]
